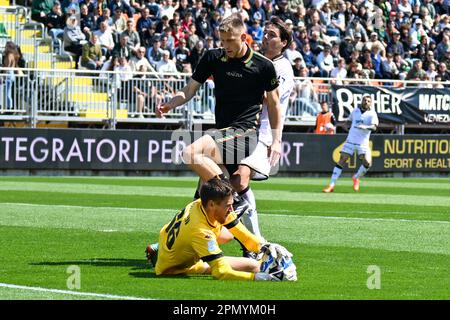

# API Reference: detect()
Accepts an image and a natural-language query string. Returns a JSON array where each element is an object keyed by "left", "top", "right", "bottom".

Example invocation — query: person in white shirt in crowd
[
  {"left": 94, "top": 20, "right": 115, "bottom": 58},
  {"left": 156, "top": 50, "right": 178, "bottom": 73},
  {"left": 330, "top": 57, "right": 347, "bottom": 85},
  {"left": 323, "top": 94, "right": 379, "bottom": 193},
  {"left": 283, "top": 40, "right": 303, "bottom": 65},
  {"left": 316, "top": 44, "right": 334, "bottom": 77}
]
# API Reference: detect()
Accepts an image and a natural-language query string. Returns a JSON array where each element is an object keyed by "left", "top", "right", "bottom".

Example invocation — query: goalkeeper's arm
[{"left": 224, "top": 219, "right": 261, "bottom": 253}]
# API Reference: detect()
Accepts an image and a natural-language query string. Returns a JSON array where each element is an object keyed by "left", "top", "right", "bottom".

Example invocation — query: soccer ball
[{"left": 259, "top": 245, "right": 297, "bottom": 281}]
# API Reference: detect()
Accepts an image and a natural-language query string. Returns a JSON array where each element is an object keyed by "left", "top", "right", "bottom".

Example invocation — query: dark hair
[
  {"left": 200, "top": 178, "right": 233, "bottom": 207},
  {"left": 266, "top": 16, "right": 292, "bottom": 53}
]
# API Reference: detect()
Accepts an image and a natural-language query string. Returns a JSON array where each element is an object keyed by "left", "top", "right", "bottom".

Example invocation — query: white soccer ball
[{"left": 259, "top": 244, "right": 298, "bottom": 281}]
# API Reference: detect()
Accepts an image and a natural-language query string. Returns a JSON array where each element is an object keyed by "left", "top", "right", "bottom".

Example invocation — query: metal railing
[{"left": 1, "top": 67, "right": 447, "bottom": 130}]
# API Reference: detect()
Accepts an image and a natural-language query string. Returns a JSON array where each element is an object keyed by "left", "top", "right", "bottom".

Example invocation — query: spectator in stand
[
  {"left": 147, "top": 35, "right": 164, "bottom": 69},
  {"left": 387, "top": 30, "right": 405, "bottom": 57},
  {"left": 96, "top": 8, "right": 113, "bottom": 30},
  {"left": 130, "top": 46, "right": 155, "bottom": 73},
  {"left": 176, "top": 0, "right": 191, "bottom": 19},
  {"left": 425, "top": 61, "right": 438, "bottom": 81},
  {"left": 111, "top": 8, "right": 127, "bottom": 39},
  {"left": 328, "top": 0, "right": 347, "bottom": 37},
  {"left": 80, "top": 33, "right": 103, "bottom": 70},
  {"left": 365, "top": 31, "right": 386, "bottom": 55},
  {"left": 186, "top": 24, "right": 200, "bottom": 50},
  {"left": 2, "top": 41, "right": 24, "bottom": 111},
  {"left": 146, "top": 0, "right": 162, "bottom": 21},
  {"left": 339, "top": 35, "right": 354, "bottom": 62},
  {"left": 63, "top": 16, "right": 86, "bottom": 62},
  {"left": 382, "top": 52, "right": 400, "bottom": 79},
  {"left": 250, "top": 0, "right": 266, "bottom": 25},
  {"left": 160, "top": 33, "right": 175, "bottom": 57},
  {"left": 248, "top": 19, "right": 264, "bottom": 43},
  {"left": 181, "top": 11, "right": 194, "bottom": 33},
  {"left": 435, "top": 34, "right": 449, "bottom": 61},
  {"left": 210, "top": 10, "right": 222, "bottom": 31},
  {"left": 292, "top": 56, "right": 304, "bottom": 77},
  {"left": 160, "top": 0, "right": 176, "bottom": 21},
  {"left": 406, "top": 59, "right": 427, "bottom": 81},
  {"left": 301, "top": 42, "right": 319, "bottom": 75},
  {"left": 80, "top": 3, "right": 96, "bottom": 38},
  {"left": 94, "top": 20, "right": 115, "bottom": 58},
  {"left": 31, "top": 0, "right": 55, "bottom": 24},
  {"left": 360, "top": 47, "right": 375, "bottom": 79},
  {"left": 196, "top": 8, "right": 213, "bottom": 40},
  {"left": 232, "top": 0, "right": 250, "bottom": 23},
  {"left": 371, "top": 44, "right": 384, "bottom": 79},
  {"left": 352, "top": 32, "right": 365, "bottom": 52},
  {"left": 109, "top": 0, "right": 134, "bottom": 18},
  {"left": 172, "top": 22, "right": 185, "bottom": 48},
  {"left": 189, "top": 39, "right": 206, "bottom": 70},
  {"left": 121, "top": 19, "right": 141, "bottom": 57},
  {"left": 346, "top": 17, "right": 368, "bottom": 43},
  {"left": 112, "top": 34, "right": 132, "bottom": 60},
  {"left": 284, "top": 41, "right": 303, "bottom": 65},
  {"left": 437, "top": 61, "right": 450, "bottom": 80},
  {"left": 393, "top": 52, "right": 410, "bottom": 80},
  {"left": 316, "top": 44, "right": 334, "bottom": 77},
  {"left": 263, "top": 0, "right": 275, "bottom": 21},
  {"left": 156, "top": 50, "right": 178, "bottom": 73},
  {"left": 397, "top": 0, "right": 413, "bottom": 16},
  {"left": 170, "top": 11, "right": 182, "bottom": 29},
  {"left": 174, "top": 38, "right": 191, "bottom": 73},
  {"left": 155, "top": 15, "right": 170, "bottom": 33},
  {"left": 137, "top": 7, "right": 154, "bottom": 39},
  {"left": 205, "top": 35, "right": 215, "bottom": 49},
  {"left": 46, "top": 2, "right": 66, "bottom": 51},
  {"left": 274, "top": 0, "right": 292, "bottom": 22},
  {"left": 330, "top": 57, "right": 347, "bottom": 85},
  {"left": 423, "top": 50, "right": 438, "bottom": 70}
]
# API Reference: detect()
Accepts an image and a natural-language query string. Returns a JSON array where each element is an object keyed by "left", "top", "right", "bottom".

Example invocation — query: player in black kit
[{"left": 157, "top": 13, "right": 282, "bottom": 185}]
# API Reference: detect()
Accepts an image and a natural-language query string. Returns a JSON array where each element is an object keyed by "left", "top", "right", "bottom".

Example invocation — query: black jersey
[{"left": 191, "top": 45, "right": 279, "bottom": 131}]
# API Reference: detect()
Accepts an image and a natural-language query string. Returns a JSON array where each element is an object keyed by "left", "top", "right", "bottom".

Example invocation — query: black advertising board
[
  {"left": 0, "top": 128, "right": 449, "bottom": 172},
  {"left": 332, "top": 85, "right": 450, "bottom": 124}
]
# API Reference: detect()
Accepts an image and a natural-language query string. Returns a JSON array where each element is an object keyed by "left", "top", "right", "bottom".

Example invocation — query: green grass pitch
[{"left": 0, "top": 176, "right": 449, "bottom": 300}]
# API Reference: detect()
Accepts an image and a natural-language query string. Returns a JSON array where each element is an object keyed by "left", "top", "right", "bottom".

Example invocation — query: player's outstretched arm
[
  {"left": 265, "top": 88, "right": 282, "bottom": 166},
  {"left": 156, "top": 78, "right": 202, "bottom": 118}
]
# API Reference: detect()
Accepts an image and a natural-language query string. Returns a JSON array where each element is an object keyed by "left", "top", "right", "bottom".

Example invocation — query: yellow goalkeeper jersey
[{"left": 155, "top": 199, "right": 261, "bottom": 280}]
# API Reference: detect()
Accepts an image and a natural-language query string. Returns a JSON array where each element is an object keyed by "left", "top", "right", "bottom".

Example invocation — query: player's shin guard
[
  {"left": 330, "top": 164, "right": 343, "bottom": 186},
  {"left": 354, "top": 164, "right": 369, "bottom": 179}
]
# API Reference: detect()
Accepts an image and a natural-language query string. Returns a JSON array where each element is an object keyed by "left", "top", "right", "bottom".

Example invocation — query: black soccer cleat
[{"left": 145, "top": 243, "right": 158, "bottom": 267}]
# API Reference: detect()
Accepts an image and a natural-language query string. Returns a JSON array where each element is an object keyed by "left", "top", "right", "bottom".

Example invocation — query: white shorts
[
  {"left": 240, "top": 141, "right": 272, "bottom": 181},
  {"left": 341, "top": 141, "right": 370, "bottom": 157}
]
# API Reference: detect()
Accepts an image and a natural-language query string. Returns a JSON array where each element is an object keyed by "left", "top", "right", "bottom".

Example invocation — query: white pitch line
[
  {"left": 1, "top": 202, "right": 449, "bottom": 225},
  {"left": 0, "top": 283, "right": 153, "bottom": 300}
]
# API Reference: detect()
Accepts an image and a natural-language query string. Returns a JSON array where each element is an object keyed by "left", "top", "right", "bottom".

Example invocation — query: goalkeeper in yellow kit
[{"left": 152, "top": 178, "right": 277, "bottom": 281}]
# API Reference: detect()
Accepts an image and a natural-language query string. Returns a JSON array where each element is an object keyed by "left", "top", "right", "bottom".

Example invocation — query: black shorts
[{"left": 207, "top": 127, "right": 258, "bottom": 175}]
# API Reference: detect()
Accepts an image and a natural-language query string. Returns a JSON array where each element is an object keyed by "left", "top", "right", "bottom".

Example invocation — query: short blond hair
[{"left": 218, "top": 13, "right": 246, "bottom": 33}]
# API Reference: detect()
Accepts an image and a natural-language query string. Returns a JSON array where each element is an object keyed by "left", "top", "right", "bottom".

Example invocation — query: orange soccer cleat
[
  {"left": 322, "top": 185, "right": 334, "bottom": 193},
  {"left": 352, "top": 176, "right": 360, "bottom": 192}
]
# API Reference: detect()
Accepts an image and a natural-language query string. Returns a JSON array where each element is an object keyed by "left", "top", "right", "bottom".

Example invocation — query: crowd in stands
[
  {"left": 25, "top": 0, "right": 450, "bottom": 83},
  {"left": 2, "top": 0, "right": 449, "bottom": 117}
]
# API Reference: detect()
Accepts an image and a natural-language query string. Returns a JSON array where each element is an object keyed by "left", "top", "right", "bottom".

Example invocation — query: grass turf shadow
[{"left": 30, "top": 258, "right": 150, "bottom": 270}]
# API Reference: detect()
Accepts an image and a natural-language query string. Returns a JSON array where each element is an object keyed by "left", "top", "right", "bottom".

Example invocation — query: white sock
[
  {"left": 330, "top": 166, "right": 343, "bottom": 187},
  {"left": 354, "top": 165, "right": 369, "bottom": 179},
  {"left": 239, "top": 187, "right": 262, "bottom": 239},
  {"left": 240, "top": 187, "right": 256, "bottom": 210},
  {"left": 241, "top": 208, "right": 263, "bottom": 239}
]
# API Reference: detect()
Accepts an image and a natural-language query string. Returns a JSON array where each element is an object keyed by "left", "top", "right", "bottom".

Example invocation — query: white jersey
[
  {"left": 258, "top": 55, "right": 295, "bottom": 146},
  {"left": 346, "top": 107, "right": 379, "bottom": 146}
]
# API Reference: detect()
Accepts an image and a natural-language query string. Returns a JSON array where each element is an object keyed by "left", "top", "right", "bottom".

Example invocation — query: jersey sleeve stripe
[
  {"left": 223, "top": 218, "right": 240, "bottom": 229},
  {"left": 201, "top": 253, "right": 224, "bottom": 262}
]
